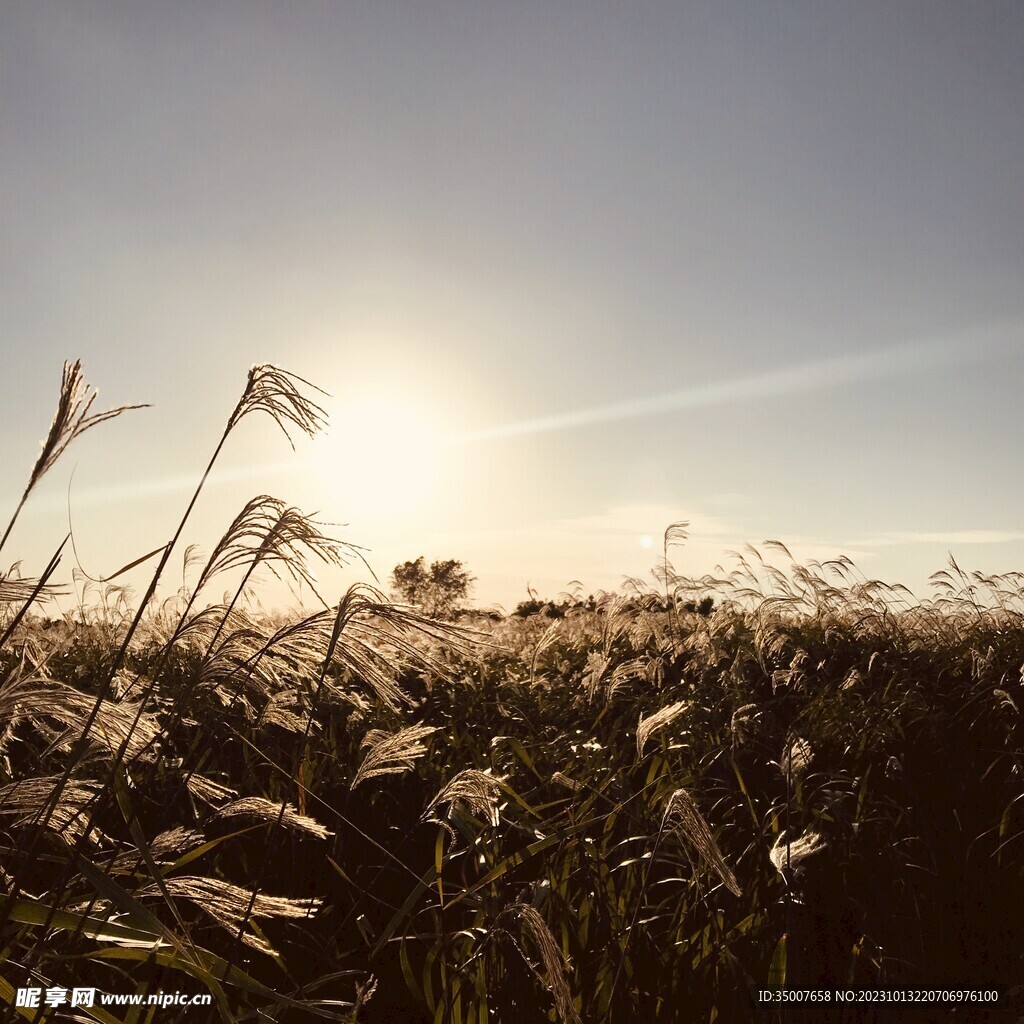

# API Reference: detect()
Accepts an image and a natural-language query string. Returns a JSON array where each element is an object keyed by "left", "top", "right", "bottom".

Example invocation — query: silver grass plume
[
  {"left": 422, "top": 769, "right": 503, "bottom": 825},
  {"left": 730, "top": 703, "right": 761, "bottom": 746},
  {"left": 551, "top": 772, "right": 581, "bottom": 793},
  {"left": 350, "top": 976, "right": 378, "bottom": 1021},
  {"left": 258, "top": 691, "right": 312, "bottom": 733},
  {"left": 225, "top": 364, "right": 328, "bottom": 449},
  {"left": 662, "top": 788, "right": 742, "bottom": 897},
  {"left": 196, "top": 626, "right": 284, "bottom": 703},
  {"left": 145, "top": 875, "right": 322, "bottom": 956},
  {"left": 192, "top": 495, "right": 361, "bottom": 601},
  {"left": 780, "top": 736, "right": 814, "bottom": 777},
  {"left": 186, "top": 774, "right": 238, "bottom": 807},
  {"left": 110, "top": 828, "right": 206, "bottom": 875},
  {"left": 0, "top": 360, "right": 148, "bottom": 557},
  {"left": 324, "top": 583, "right": 480, "bottom": 709},
  {"left": 261, "top": 587, "right": 469, "bottom": 714},
  {"left": 769, "top": 828, "right": 827, "bottom": 876},
  {"left": 0, "top": 572, "right": 66, "bottom": 606},
  {"left": 0, "top": 776, "right": 103, "bottom": 846},
  {"left": 605, "top": 656, "right": 649, "bottom": 699},
  {"left": 636, "top": 700, "right": 691, "bottom": 759},
  {"left": 214, "top": 797, "right": 331, "bottom": 840},
  {"left": 581, "top": 652, "right": 609, "bottom": 700},
  {"left": 0, "top": 674, "right": 159, "bottom": 763},
  {"left": 351, "top": 723, "right": 438, "bottom": 790},
  {"left": 499, "top": 903, "right": 581, "bottom": 1024}
]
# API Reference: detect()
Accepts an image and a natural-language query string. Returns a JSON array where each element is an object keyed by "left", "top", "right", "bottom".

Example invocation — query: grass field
[{"left": 1, "top": 364, "right": 1022, "bottom": 1023}]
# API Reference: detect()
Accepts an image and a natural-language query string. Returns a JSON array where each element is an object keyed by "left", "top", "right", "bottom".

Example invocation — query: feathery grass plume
[
  {"left": 661, "top": 520, "right": 690, "bottom": 619},
  {"left": 729, "top": 703, "right": 761, "bottom": 746},
  {"left": 214, "top": 797, "right": 331, "bottom": 840},
  {"left": 499, "top": 903, "right": 581, "bottom": 1024},
  {"left": 320, "top": 582, "right": 479, "bottom": 711},
  {"left": 350, "top": 723, "right": 437, "bottom": 790},
  {"left": 0, "top": 571, "right": 66, "bottom": 606},
  {"left": 0, "top": 776, "right": 103, "bottom": 845},
  {"left": 994, "top": 688, "right": 1019, "bottom": 713},
  {"left": 145, "top": 876, "right": 322, "bottom": 956},
  {"left": 636, "top": 700, "right": 691, "bottom": 759},
  {"left": 0, "top": 674, "right": 159, "bottom": 763},
  {"left": 769, "top": 828, "right": 827, "bottom": 876},
  {"left": 529, "top": 618, "right": 563, "bottom": 685},
  {"left": 841, "top": 667, "right": 862, "bottom": 691},
  {"left": 661, "top": 788, "right": 742, "bottom": 897},
  {"left": 0, "top": 360, "right": 148, "bottom": 558},
  {"left": 349, "top": 975, "right": 378, "bottom": 1022},
  {"left": 602, "top": 656, "right": 649, "bottom": 700},
  {"left": 551, "top": 771, "right": 581, "bottom": 792},
  {"left": 422, "top": 769, "right": 503, "bottom": 825},
  {"left": 25, "top": 365, "right": 325, "bottom": 865},
  {"left": 186, "top": 774, "right": 238, "bottom": 807},
  {"left": 110, "top": 828, "right": 206, "bottom": 875},
  {"left": 580, "top": 651, "right": 609, "bottom": 700},
  {"left": 225, "top": 364, "right": 328, "bottom": 448},
  {"left": 258, "top": 691, "right": 312, "bottom": 733},
  {"left": 197, "top": 625, "right": 285, "bottom": 705},
  {"left": 0, "top": 540, "right": 70, "bottom": 648},
  {"left": 191, "top": 495, "right": 363, "bottom": 605},
  {"left": 780, "top": 736, "right": 814, "bottom": 778}
]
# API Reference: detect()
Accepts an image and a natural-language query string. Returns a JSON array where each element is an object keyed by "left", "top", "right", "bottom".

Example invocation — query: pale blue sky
[{"left": 2, "top": 1, "right": 1022, "bottom": 611}]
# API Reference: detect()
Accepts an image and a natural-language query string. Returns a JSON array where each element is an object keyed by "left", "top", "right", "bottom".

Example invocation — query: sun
[{"left": 309, "top": 393, "right": 446, "bottom": 524}]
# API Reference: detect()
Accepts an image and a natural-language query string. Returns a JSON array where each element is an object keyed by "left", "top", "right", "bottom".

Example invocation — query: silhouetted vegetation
[
  {"left": 390, "top": 556, "right": 475, "bottom": 619},
  {"left": 1, "top": 363, "right": 1021, "bottom": 1022}
]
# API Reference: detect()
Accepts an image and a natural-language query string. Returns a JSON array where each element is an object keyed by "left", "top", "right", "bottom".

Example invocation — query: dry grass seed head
[
  {"left": 0, "top": 574, "right": 66, "bottom": 606},
  {"left": 149, "top": 875, "right": 322, "bottom": 956},
  {"left": 186, "top": 774, "right": 239, "bottom": 807},
  {"left": 228, "top": 365, "right": 328, "bottom": 448},
  {"left": 422, "top": 769, "right": 503, "bottom": 825},
  {"left": 0, "top": 776, "right": 103, "bottom": 846},
  {"left": 196, "top": 496, "right": 361, "bottom": 602},
  {"left": 110, "top": 827, "right": 206, "bottom": 875},
  {"left": 551, "top": 771, "right": 581, "bottom": 792},
  {"left": 22, "top": 360, "right": 149, "bottom": 501},
  {"left": 780, "top": 736, "right": 814, "bottom": 777},
  {"left": 500, "top": 903, "right": 581, "bottom": 1024},
  {"left": 662, "top": 788, "right": 742, "bottom": 897},
  {"left": 729, "top": 703, "right": 761, "bottom": 746},
  {"left": 321, "top": 584, "right": 480, "bottom": 711},
  {"left": 0, "top": 674, "right": 159, "bottom": 763},
  {"left": 350, "top": 975, "right": 378, "bottom": 1021},
  {"left": 636, "top": 700, "right": 691, "bottom": 759},
  {"left": 257, "top": 690, "right": 312, "bottom": 733},
  {"left": 769, "top": 827, "right": 827, "bottom": 876},
  {"left": 350, "top": 723, "right": 438, "bottom": 790},
  {"left": 214, "top": 797, "right": 331, "bottom": 839}
]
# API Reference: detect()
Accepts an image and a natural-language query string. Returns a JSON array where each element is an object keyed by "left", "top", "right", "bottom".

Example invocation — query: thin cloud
[
  {"left": 446, "top": 327, "right": 1019, "bottom": 444},
  {"left": 845, "top": 530, "right": 1024, "bottom": 547},
  {"left": 22, "top": 327, "right": 1015, "bottom": 514}
]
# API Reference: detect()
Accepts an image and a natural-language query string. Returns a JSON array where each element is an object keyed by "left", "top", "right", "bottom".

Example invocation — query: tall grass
[{"left": 1, "top": 362, "right": 1022, "bottom": 1022}]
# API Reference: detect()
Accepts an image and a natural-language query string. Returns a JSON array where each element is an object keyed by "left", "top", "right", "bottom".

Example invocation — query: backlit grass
[{"left": 1, "top": 363, "right": 1022, "bottom": 1022}]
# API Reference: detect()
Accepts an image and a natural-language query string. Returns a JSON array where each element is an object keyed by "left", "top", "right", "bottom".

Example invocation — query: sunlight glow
[{"left": 310, "top": 395, "right": 445, "bottom": 521}]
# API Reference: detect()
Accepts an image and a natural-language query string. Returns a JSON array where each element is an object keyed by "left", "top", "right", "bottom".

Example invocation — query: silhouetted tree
[
  {"left": 390, "top": 557, "right": 475, "bottom": 619},
  {"left": 682, "top": 596, "right": 715, "bottom": 616}
]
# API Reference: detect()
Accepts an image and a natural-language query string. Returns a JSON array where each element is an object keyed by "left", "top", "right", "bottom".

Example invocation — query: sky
[{"left": 2, "top": 1, "right": 1023, "bottom": 614}]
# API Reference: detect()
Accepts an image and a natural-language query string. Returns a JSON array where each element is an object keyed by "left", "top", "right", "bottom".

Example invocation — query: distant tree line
[{"left": 390, "top": 556, "right": 716, "bottom": 621}]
